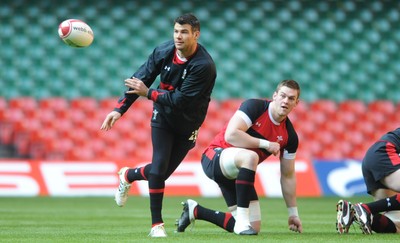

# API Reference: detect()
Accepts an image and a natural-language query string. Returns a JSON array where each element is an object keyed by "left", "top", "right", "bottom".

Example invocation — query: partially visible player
[
  {"left": 101, "top": 13, "right": 216, "bottom": 237},
  {"left": 337, "top": 128, "right": 400, "bottom": 234},
  {"left": 176, "top": 80, "right": 303, "bottom": 235}
]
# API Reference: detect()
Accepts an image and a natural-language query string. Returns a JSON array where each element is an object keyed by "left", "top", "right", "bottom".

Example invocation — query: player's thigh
[
  {"left": 151, "top": 127, "right": 174, "bottom": 175},
  {"left": 381, "top": 169, "right": 400, "bottom": 192},
  {"left": 220, "top": 148, "right": 258, "bottom": 179},
  {"left": 164, "top": 136, "right": 195, "bottom": 178}
]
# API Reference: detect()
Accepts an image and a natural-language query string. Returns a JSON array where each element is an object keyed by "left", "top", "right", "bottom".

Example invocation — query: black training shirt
[{"left": 114, "top": 40, "right": 216, "bottom": 134}]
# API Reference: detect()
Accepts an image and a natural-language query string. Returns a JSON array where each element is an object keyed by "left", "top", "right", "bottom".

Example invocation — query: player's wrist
[
  {"left": 146, "top": 88, "right": 152, "bottom": 99},
  {"left": 288, "top": 207, "right": 299, "bottom": 217},
  {"left": 258, "top": 139, "right": 270, "bottom": 149}
]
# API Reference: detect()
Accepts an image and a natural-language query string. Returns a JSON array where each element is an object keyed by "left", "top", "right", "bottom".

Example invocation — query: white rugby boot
[{"left": 114, "top": 167, "right": 131, "bottom": 207}]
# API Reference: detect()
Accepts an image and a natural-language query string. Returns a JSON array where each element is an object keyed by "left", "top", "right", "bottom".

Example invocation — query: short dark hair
[
  {"left": 174, "top": 13, "right": 200, "bottom": 32},
  {"left": 276, "top": 79, "right": 301, "bottom": 99}
]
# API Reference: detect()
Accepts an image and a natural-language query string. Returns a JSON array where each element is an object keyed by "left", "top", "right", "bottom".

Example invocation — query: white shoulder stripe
[{"left": 236, "top": 110, "right": 252, "bottom": 128}]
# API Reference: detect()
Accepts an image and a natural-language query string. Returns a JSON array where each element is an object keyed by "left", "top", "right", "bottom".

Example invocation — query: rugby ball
[{"left": 58, "top": 19, "right": 94, "bottom": 48}]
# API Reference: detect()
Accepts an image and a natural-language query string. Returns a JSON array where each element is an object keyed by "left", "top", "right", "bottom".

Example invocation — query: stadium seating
[
  {"left": 0, "top": 98, "right": 397, "bottom": 161},
  {"left": 0, "top": 0, "right": 399, "bottom": 161},
  {"left": 1, "top": 0, "right": 400, "bottom": 102}
]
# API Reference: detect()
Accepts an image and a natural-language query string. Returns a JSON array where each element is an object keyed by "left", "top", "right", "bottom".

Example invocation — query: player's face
[
  {"left": 174, "top": 23, "right": 199, "bottom": 55},
  {"left": 272, "top": 86, "right": 299, "bottom": 117}
]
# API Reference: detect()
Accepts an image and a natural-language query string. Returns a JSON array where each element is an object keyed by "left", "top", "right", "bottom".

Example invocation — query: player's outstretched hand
[
  {"left": 288, "top": 215, "right": 303, "bottom": 233},
  {"left": 100, "top": 111, "right": 121, "bottom": 131}
]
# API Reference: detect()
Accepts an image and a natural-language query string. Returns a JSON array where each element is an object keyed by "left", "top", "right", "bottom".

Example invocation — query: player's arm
[
  {"left": 280, "top": 156, "right": 303, "bottom": 233},
  {"left": 116, "top": 46, "right": 162, "bottom": 114},
  {"left": 148, "top": 62, "right": 215, "bottom": 109},
  {"left": 224, "top": 111, "right": 280, "bottom": 155}
]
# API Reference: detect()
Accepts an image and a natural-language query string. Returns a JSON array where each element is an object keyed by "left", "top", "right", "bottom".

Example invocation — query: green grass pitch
[{"left": 0, "top": 196, "right": 397, "bottom": 242}]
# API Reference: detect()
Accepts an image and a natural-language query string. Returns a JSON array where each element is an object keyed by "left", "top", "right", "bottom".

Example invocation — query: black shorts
[
  {"left": 362, "top": 140, "right": 400, "bottom": 194},
  {"left": 201, "top": 147, "right": 224, "bottom": 181},
  {"left": 201, "top": 147, "right": 238, "bottom": 206}
]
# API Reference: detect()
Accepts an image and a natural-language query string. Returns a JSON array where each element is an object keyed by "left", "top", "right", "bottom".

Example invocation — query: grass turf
[{"left": 0, "top": 196, "right": 397, "bottom": 242}]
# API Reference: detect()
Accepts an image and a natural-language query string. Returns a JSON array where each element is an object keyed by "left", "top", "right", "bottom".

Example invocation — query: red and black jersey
[
  {"left": 207, "top": 99, "right": 298, "bottom": 163},
  {"left": 114, "top": 40, "right": 216, "bottom": 134}
]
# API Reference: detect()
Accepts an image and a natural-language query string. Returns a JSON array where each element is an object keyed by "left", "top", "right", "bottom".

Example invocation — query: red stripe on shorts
[
  {"left": 204, "top": 148, "right": 216, "bottom": 160},
  {"left": 385, "top": 142, "right": 400, "bottom": 166}
]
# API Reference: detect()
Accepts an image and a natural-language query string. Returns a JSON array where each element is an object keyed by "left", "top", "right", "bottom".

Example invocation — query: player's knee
[{"left": 241, "top": 152, "right": 258, "bottom": 170}]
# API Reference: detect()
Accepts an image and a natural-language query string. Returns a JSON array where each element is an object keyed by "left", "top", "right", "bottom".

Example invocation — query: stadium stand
[
  {"left": 0, "top": 0, "right": 399, "bottom": 161},
  {"left": 0, "top": 98, "right": 398, "bottom": 161}
]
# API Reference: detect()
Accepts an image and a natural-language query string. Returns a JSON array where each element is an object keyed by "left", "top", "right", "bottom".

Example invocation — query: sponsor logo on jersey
[
  {"left": 182, "top": 69, "right": 187, "bottom": 79},
  {"left": 152, "top": 109, "right": 159, "bottom": 120}
]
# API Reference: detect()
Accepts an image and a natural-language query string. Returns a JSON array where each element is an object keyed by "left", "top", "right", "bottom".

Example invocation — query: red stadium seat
[
  {"left": 220, "top": 99, "right": 243, "bottom": 112},
  {"left": 359, "top": 111, "right": 385, "bottom": 127},
  {"left": 64, "top": 144, "right": 96, "bottom": 161},
  {"left": 44, "top": 138, "right": 75, "bottom": 160},
  {"left": 338, "top": 100, "right": 366, "bottom": 116},
  {"left": 70, "top": 97, "right": 98, "bottom": 110},
  {"left": 8, "top": 97, "right": 38, "bottom": 118},
  {"left": 368, "top": 100, "right": 396, "bottom": 115},
  {"left": 29, "top": 129, "right": 60, "bottom": 159},
  {"left": 351, "top": 120, "right": 375, "bottom": 140},
  {"left": 96, "top": 128, "right": 121, "bottom": 148},
  {"left": 217, "top": 99, "right": 243, "bottom": 122},
  {"left": 66, "top": 109, "right": 87, "bottom": 127},
  {"left": 293, "top": 120, "right": 315, "bottom": 139},
  {"left": 64, "top": 128, "right": 91, "bottom": 147},
  {"left": 333, "top": 110, "right": 357, "bottom": 126},
  {"left": 0, "top": 97, "right": 7, "bottom": 118},
  {"left": 122, "top": 108, "right": 149, "bottom": 125},
  {"left": 99, "top": 97, "right": 120, "bottom": 109},
  {"left": 13, "top": 119, "right": 42, "bottom": 156},
  {"left": 29, "top": 109, "right": 56, "bottom": 127},
  {"left": 346, "top": 142, "right": 370, "bottom": 160},
  {"left": 48, "top": 119, "right": 74, "bottom": 137},
  {"left": 313, "top": 140, "right": 350, "bottom": 160},
  {"left": 0, "top": 109, "right": 25, "bottom": 144},
  {"left": 320, "top": 119, "right": 345, "bottom": 137},
  {"left": 341, "top": 130, "right": 365, "bottom": 148},
  {"left": 207, "top": 99, "right": 220, "bottom": 112},
  {"left": 96, "top": 149, "right": 121, "bottom": 161},
  {"left": 8, "top": 97, "right": 38, "bottom": 110},
  {"left": 131, "top": 98, "right": 153, "bottom": 117},
  {"left": 309, "top": 100, "right": 337, "bottom": 116},
  {"left": 308, "top": 129, "right": 335, "bottom": 146},
  {"left": 39, "top": 97, "right": 69, "bottom": 112},
  {"left": 302, "top": 108, "right": 329, "bottom": 127},
  {"left": 290, "top": 100, "right": 309, "bottom": 122},
  {"left": 0, "top": 97, "right": 6, "bottom": 108},
  {"left": 132, "top": 143, "right": 152, "bottom": 161},
  {"left": 70, "top": 97, "right": 99, "bottom": 119},
  {"left": 201, "top": 115, "right": 225, "bottom": 136}
]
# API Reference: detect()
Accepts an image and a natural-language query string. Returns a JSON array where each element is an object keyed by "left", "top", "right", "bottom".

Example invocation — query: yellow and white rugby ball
[{"left": 58, "top": 19, "right": 94, "bottom": 48}]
